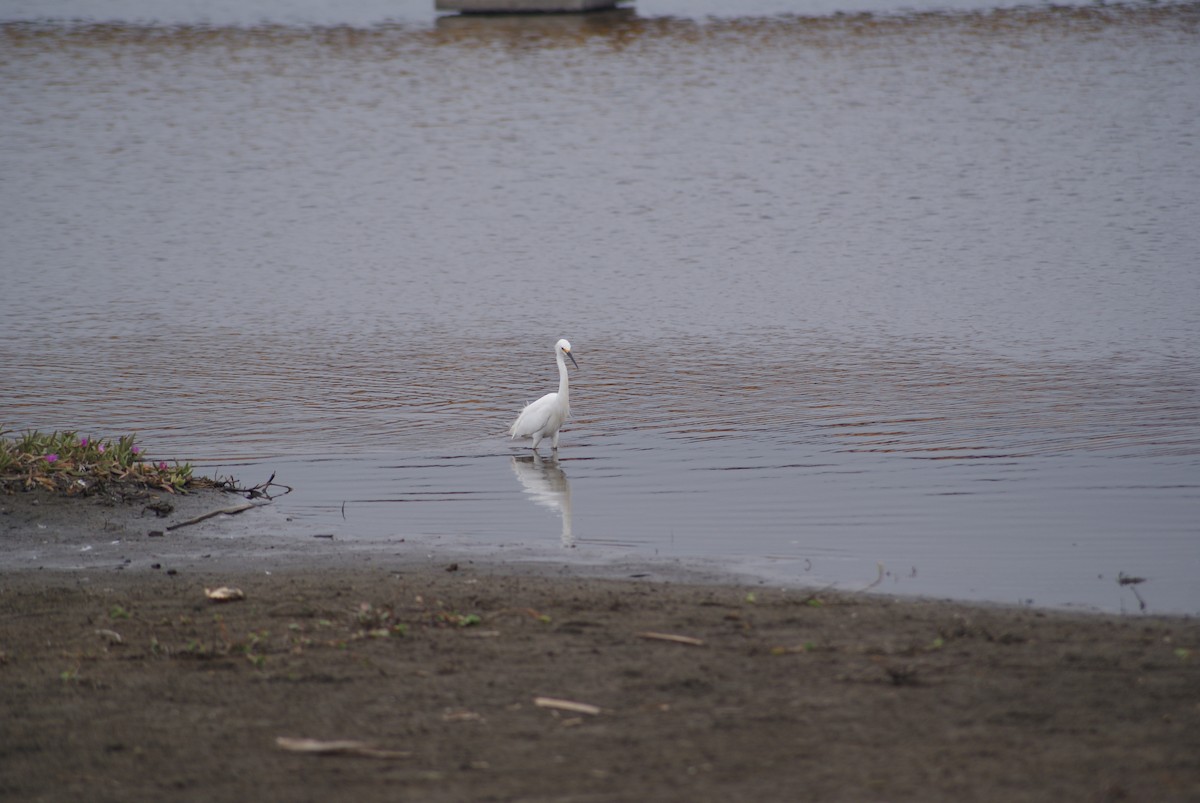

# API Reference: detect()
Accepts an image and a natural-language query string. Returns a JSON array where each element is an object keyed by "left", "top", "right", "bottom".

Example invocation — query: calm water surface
[{"left": 2, "top": 1, "right": 1198, "bottom": 612}]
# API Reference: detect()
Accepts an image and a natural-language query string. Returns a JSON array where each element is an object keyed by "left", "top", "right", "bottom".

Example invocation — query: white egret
[{"left": 509, "top": 338, "right": 578, "bottom": 453}]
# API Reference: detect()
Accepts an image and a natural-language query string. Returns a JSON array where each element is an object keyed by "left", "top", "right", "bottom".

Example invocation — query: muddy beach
[{"left": 2, "top": 490, "right": 1198, "bottom": 802}]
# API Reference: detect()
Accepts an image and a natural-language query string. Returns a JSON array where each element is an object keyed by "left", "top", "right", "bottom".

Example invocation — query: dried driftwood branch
[
  {"left": 213, "top": 472, "right": 293, "bottom": 500},
  {"left": 165, "top": 502, "right": 256, "bottom": 531}
]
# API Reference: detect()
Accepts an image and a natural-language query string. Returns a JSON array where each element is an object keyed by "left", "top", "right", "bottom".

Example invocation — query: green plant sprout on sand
[{"left": 0, "top": 428, "right": 216, "bottom": 496}]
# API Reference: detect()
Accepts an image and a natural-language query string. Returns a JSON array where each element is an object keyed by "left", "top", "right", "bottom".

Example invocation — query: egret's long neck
[{"left": 556, "top": 353, "right": 570, "bottom": 403}]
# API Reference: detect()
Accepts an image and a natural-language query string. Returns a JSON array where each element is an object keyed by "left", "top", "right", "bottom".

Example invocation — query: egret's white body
[{"left": 509, "top": 338, "right": 578, "bottom": 453}]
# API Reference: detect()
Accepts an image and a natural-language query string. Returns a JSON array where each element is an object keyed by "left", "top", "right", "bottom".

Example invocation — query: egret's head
[{"left": 556, "top": 338, "right": 579, "bottom": 368}]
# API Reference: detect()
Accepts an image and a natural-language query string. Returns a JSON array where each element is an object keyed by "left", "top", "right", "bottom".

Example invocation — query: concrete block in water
[{"left": 436, "top": 0, "right": 620, "bottom": 12}]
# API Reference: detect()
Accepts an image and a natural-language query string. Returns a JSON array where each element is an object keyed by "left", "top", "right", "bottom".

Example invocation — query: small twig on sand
[
  {"left": 165, "top": 502, "right": 256, "bottom": 531},
  {"left": 204, "top": 586, "right": 246, "bottom": 602},
  {"left": 275, "top": 737, "right": 410, "bottom": 759},
  {"left": 533, "top": 697, "right": 601, "bottom": 716},
  {"left": 637, "top": 632, "right": 705, "bottom": 647}
]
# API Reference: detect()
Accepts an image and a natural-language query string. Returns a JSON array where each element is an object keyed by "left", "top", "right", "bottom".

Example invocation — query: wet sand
[{"left": 2, "top": 490, "right": 1199, "bottom": 802}]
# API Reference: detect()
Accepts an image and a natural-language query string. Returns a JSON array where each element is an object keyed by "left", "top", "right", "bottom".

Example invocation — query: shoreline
[
  {"left": 0, "top": 487, "right": 1182, "bottom": 617},
  {"left": 3, "top": 490, "right": 1199, "bottom": 800}
]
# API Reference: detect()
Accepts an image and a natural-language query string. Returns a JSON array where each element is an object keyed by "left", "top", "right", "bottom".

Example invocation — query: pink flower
[
  {"left": 158, "top": 462, "right": 168, "bottom": 470},
  {"left": 97, "top": 443, "right": 106, "bottom": 453},
  {"left": 132, "top": 446, "right": 141, "bottom": 455},
  {"left": 45, "top": 454, "right": 58, "bottom": 463},
  {"left": 80, "top": 437, "right": 89, "bottom": 448}
]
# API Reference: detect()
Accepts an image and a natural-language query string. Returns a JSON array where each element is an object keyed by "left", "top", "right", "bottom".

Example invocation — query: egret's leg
[
  {"left": 551, "top": 431, "right": 560, "bottom": 450},
  {"left": 531, "top": 432, "right": 543, "bottom": 452}
]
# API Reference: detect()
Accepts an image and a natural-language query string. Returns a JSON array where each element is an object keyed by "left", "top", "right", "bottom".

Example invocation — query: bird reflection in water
[{"left": 510, "top": 454, "right": 573, "bottom": 548}]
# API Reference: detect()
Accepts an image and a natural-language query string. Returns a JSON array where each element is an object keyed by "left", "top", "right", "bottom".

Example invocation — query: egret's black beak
[{"left": 566, "top": 351, "right": 579, "bottom": 369}]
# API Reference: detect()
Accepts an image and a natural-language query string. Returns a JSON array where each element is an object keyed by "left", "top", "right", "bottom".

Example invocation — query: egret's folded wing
[{"left": 510, "top": 393, "right": 556, "bottom": 437}]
